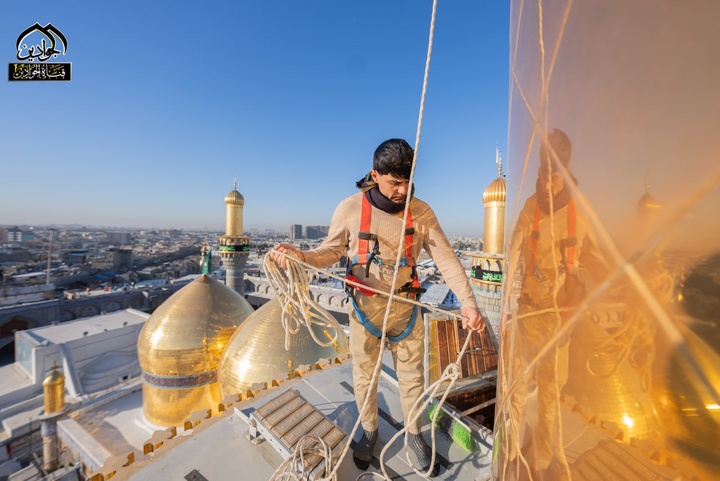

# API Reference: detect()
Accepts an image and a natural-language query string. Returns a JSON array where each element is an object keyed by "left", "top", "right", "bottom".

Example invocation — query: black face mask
[
  {"left": 356, "top": 172, "right": 414, "bottom": 214},
  {"left": 365, "top": 186, "right": 406, "bottom": 214}
]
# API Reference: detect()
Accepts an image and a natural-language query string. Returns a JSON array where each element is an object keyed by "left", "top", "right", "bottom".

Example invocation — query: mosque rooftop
[
  {"left": 20, "top": 309, "right": 148, "bottom": 346},
  {"left": 71, "top": 352, "right": 494, "bottom": 481}
]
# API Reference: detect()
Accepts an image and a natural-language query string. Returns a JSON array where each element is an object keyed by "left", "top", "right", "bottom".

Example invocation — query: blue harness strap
[{"left": 348, "top": 292, "right": 419, "bottom": 342}]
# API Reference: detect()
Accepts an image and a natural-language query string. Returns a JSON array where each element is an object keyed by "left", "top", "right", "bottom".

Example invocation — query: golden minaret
[
  {"left": 469, "top": 145, "right": 506, "bottom": 318},
  {"left": 482, "top": 145, "right": 506, "bottom": 255},
  {"left": 219, "top": 179, "right": 251, "bottom": 295}
]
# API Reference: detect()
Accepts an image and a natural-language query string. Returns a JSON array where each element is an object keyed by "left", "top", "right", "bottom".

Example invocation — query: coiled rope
[{"left": 263, "top": 252, "right": 340, "bottom": 351}]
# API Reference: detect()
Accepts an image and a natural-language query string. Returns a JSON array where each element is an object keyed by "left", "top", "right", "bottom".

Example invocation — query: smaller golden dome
[
  {"left": 42, "top": 369, "right": 64, "bottom": 387},
  {"left": 483, "top": 177, "right": 507, "bottom": 204},
  {"left": 225, "top": 179, "right": 245, "bottom": 206},
  {"left": 637, "top": 192, "right": 661, "bottom": 212},
  {"left": 218, "top": 298, "right": 349, "bottom": 397},
  {"left": 225, "top": 190, "right": 244, "bottom": 206},
  {"left": 42, "top": 369, "right": 65, "bottom": 414}
]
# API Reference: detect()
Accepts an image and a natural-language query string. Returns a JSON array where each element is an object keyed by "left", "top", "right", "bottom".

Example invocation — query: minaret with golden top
[
  {"left": 469, "top": 145, "right": 506, "bottom": 321},
  {"left": 40, "top": 367, "right": 66, "bottom": 473},
  {"left": 219, "top": 179, "right": 250, "bottom": 295},
  {"left": 483, "top": 145, "right": 506, "bottom": 255},
  {"left": 637, "top": 177, "right": 661, "bottom": 234}
]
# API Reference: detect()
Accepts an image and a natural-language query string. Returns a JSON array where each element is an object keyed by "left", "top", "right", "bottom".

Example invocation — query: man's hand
[
  {"left": 269, "top": 243, "right": 304, "bottom": 269},
  {"left": 461, "top": 307, "right": 486, "bottom": 332}
]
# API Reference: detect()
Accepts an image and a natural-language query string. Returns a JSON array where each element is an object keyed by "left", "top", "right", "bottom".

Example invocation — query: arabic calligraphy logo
[
  {"left": 16, "top": 23, "right": 68, "bottom": 62},
  {"left": 8, "top": 23, "right": 71, "bottom": 81}
]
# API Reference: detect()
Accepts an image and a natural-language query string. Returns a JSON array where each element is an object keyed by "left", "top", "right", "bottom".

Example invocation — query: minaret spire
[{"left": 496, "top": 143, "right": 504, "bottom": 178}]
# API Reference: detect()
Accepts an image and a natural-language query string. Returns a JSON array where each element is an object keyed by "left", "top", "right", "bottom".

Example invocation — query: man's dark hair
[{"left": 373, "top": 138, "right": 414, "bottom": 179}]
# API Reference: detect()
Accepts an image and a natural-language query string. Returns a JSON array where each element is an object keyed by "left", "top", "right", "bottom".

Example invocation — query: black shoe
[
  {"left": 353, "top": 429, "right": 378, "bottom": 470},
  {"left": 408, "top": 433, "right": 440, "bottom": 477}
]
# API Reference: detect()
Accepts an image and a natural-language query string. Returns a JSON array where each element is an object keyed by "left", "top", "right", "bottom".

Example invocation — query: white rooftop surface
[
  {"left": 1, "top": 310, "right": 148, "bottom": 447},
  {"left": 0, "top": 364, "right": 34, "bottom": 399},
  {"left": 22, "top": 309, "right": 148, "bottom": 345},
  {"left": 63, "top": 388, "right": 153, "bottom": 459},
  {"left": 76, "top": 353, "right": 494, "bottom": 481}
]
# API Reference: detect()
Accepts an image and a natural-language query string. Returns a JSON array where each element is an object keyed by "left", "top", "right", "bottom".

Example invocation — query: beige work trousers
[
  {"left": 506, "top": 306, "right": 570, "bottom": 480},
  {"left": 349, "top": 291, "right": 425, "bottom": 435}
]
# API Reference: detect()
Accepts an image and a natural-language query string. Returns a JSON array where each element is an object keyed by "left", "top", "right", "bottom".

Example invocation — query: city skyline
[{"left": 1, "top": 2, "right": 509, "bottom": 238}]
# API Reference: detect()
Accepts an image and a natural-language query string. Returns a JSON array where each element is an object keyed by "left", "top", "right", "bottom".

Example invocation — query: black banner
[{"left": 8, "top": 62, "right": 71, "bottom": 81}]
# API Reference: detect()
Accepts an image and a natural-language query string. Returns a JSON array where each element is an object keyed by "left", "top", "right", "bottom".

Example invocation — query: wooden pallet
[{"left": 250, "top": 389, "right": 346, "bottom": 475}]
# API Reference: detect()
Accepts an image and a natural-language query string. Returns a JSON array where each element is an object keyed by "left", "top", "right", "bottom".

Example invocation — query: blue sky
[{"left": 1, "top": 1, "right": 509, "bottom": 237}]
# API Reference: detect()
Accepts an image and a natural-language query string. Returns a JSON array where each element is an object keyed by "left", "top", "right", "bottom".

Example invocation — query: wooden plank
[
  {"left": 280, "top": 410, "right": 325, "bottom": 448},
  {"left": 263, "top": 396, "right": 306, "bottom": 428},
  {"left": 436, "top": 319, "right": 450, "bottom": 381},
  {"left": 304, "top": 426, "right": 347, "bottom": 471},
  {"left": 254, "top": 389, "right": 298, "bottom": 420},
  {"left": 271, "top": 403, "right": 316, "bottom": 438}
]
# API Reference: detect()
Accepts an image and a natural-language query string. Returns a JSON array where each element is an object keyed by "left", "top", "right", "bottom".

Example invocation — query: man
[
  {"left": 272, "top": 138, "right": 485, "bottom": 476},
  {"left": 504, "top": 128, "right": 608, "bottom": 480}
]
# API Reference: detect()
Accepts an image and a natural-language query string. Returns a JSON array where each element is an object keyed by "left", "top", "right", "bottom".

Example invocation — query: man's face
[
  {"left": 371, "top": 170, "right": 410, "bottom": 203},
  {"left": 539, "top": 145, "right": 565, "bottom": 197},
  {"left": 538, "top": 168, "right": 564, "bottom": 198}
]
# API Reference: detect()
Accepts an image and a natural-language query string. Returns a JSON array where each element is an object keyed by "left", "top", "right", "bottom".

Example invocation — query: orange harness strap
[{"left": 528, "top": 198, "right": 577, "bottom": 276}]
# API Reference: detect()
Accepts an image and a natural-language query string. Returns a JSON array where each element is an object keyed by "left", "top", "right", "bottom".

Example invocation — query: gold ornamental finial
[{"left": 233, "top": 177, "right": 237, "bottom": 191}]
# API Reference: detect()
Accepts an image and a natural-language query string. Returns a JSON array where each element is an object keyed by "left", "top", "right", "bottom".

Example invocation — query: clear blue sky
[{"left": 1, "top": 1, "right": 509, "bottom": 237}]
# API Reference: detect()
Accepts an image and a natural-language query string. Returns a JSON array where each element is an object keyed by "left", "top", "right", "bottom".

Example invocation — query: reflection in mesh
[{"left": 494, "top": 2, "right": 720, "bottom": 480}]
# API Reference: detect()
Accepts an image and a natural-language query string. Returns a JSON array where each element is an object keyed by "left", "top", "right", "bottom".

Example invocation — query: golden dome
[
  {"left": 483, "top": 176, "right": 507, "bottom": 204},
  {"left": 637, "top": 192, "right": 661, "bottom": 213},
  {"left": 42, "top": 369, "right": 65, "bottom": 414},
  {"left": 137, "top": 275, "right": 254, "bottom": 427},
  {"left": 225, "top": 180, "right": 244, "bottom": 206},
  {"left": 218, "top": 297, "right": 349, "bottom": 397},
  {"left": 225, "top": 189, "right": 244, "bottom": 206}
]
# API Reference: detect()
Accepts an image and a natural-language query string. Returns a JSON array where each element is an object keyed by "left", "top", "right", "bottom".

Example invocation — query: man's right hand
[
  {"left": 461, "top": 307, "right": 487, "bottom": 332},
  {"left": 270, "top": 243, "right": 304, "bottom": 269}
]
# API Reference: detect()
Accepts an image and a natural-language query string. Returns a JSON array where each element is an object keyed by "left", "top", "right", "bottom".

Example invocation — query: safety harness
[
  {"left": 345, "top": 194, "right": 426, "bottom": 342},
  {"left": 519, "top": 197, "right": 577, "bottom": 307}
]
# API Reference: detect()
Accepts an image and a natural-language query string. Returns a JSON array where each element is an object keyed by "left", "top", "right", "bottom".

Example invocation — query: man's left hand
[{"left": 461, "top": 307, "right": 486, "bottom": 332}]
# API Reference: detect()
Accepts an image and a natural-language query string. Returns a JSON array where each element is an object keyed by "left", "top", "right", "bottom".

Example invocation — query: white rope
[
  {"left": 263, "top": 251, "right": 340, "bottom": 351},
  {"left": 268, "top": 434, "right": 337, "bottom": 481},
  {"left": 380, "top": 334, "right": 473, "bottom": 479}
]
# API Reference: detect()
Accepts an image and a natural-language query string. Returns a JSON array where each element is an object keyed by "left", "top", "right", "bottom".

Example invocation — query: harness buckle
[
  {"left": 397, "top": 280, "right": 426, "bottom": 298},
  {"left": 365, "top": 241, "right": 380, "bottom": 278}
]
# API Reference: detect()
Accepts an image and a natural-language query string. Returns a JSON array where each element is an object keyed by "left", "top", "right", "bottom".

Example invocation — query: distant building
[
  {"left": 106, "top": 231, "right": 132, "bottom": 245},
  {"left": 111, "top": 247, "right": 133, "bottom": 269},
  {"left": 289, "top": 224, "right": 303, "bottom": 241},
  {"left": 6, "top": 227, "right": 22, "bottom": 243},
  {"left": 306, "top": 225, "right": 329, "bottom": 240},
  {"left": 63, "top": 249, "right": 89, "bottom": 266},
  {"left": 159, "top": 229, "right": 182, "bottom": 238}
]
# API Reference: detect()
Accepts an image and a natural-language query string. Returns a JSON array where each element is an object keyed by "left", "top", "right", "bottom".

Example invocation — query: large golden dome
[
  {"left": 483, "top": 176, "right": 507, "bottom": 204},
  {"left": 218, "top": 297, "right": 349, "bottom": 397},
  {"left": 137, "top": 275, "right": 254, "bottom": 427}
]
